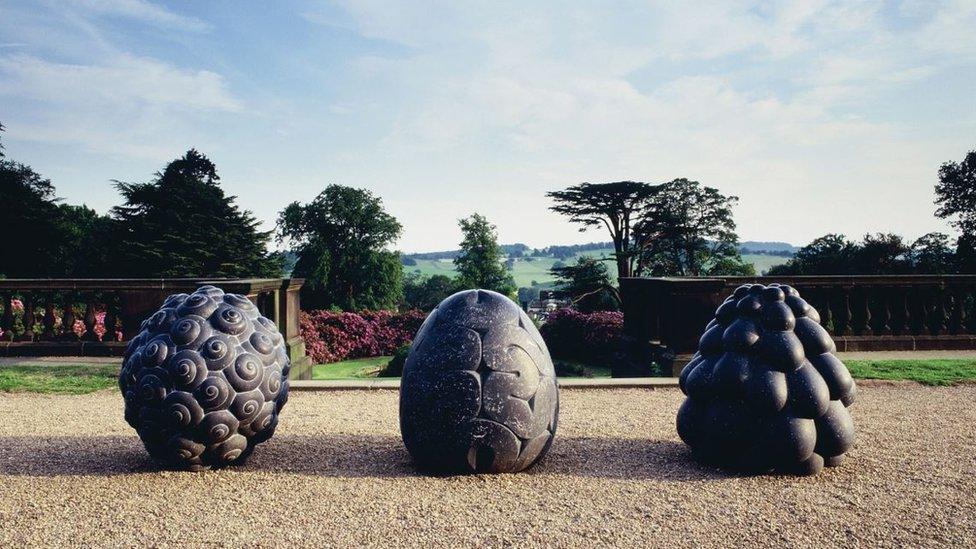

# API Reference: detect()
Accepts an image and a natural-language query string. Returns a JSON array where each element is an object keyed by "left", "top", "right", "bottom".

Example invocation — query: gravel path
[{"left": 0, "top": 386, "right": 974, "bottom": 547}]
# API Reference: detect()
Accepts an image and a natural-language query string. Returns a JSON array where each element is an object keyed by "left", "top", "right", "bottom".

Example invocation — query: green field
[{"left": 404, "top": 249, "right": 789, "bottom": 286}]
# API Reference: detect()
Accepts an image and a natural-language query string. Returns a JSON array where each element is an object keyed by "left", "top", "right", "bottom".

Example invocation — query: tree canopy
[
  {"left": 633, "top": 178, "right": 750, "bottom": 276},
  {"left": 278, "top": 184, "right": 403, "bottom": 310},
  {"left": 549, "top": 179, "right": 750, "bottom": 279},
  {"left": 453, "top": 213, "right": 516, "bottom": 296},
  {"left": 0, "top": 140, "right": 64, "bottom": 278},
  {"left": 402, "top": 273, "right": 459, "bottom": 311},
  {"left": 936, "top": 150, "right": 976, "bottom": 272},
  {"left": 550, "top": 257, "right": 619, "bottom": 313},
  {"left": 111, "top": 149, "right": 281, "bottom": 278},
  {"left": 765, "top": 232, "right": 956, "bottom": 275},
  {"left": 547, "top": 181, "right": 657, "bottom": 278}
]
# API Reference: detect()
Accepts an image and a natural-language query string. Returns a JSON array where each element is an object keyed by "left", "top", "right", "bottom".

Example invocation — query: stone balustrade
[
  {"left": 620, "top": 275, "right": 976, "bottom": 355},
  {"left": 0, "top": 278, "right": 312, "bottom": 379}
]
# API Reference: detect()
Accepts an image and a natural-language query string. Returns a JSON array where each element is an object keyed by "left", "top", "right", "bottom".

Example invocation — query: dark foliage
[
  {"left": 936, "top": 150, "right": 976, "bottom": 272},
  {"left": 539, "top": 308, "right": 625, "bottom": 364},
  {"left": 402, "top": 273, "right": 460, "bottom": 311},
  {"left": 550, "top": 257, "right": 619, "bottom": 312},
  {"left": 279, "top": 185, "right": 403, "bottom": 310},
  {"left": 453, "top": 213, "right": 516, "bottom": 296},
  {"left": 768, "top": 232, "right": 952, "bottom": 275},
  {"left": 111, "top": 149, "right": 281, "bottom": 278},
  {"left": 633, "top": 178, "right": 751, "bottom": 276}
]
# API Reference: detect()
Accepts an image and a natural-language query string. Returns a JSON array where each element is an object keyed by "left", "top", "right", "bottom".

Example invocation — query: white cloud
[
  {"left": 0, "top": 53, "right": 242, "bottom": 158},
  {"left": 0, "top": 53, "right": 241, "bottom": 111},
  {"left": 299, "top": 0, "right": 972, "bottom": 249},
  {"left": 64, "top": 0, "right": 210, "bottom": 32}
]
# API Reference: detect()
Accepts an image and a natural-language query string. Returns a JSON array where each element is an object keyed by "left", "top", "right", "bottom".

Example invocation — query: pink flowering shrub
[
  {"left": 0, "top": 303, "right": 120, "bottom": 341},
  {"left": 539, "top": 308, "right": 625, "bottom": 363},
  {"left": 300, "top": 309, "right": 427, "bottom": 364}
]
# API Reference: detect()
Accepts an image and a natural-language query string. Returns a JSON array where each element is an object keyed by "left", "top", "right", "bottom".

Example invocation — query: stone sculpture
[
  {"left": 120, "top": 285, "right": 290, "bottom": 470},
  {"left": 676, "top": 283, "right": 856, "bottom": 476},
  {"left": 400, "top": 289, "right": 559, "bottom": 473}
]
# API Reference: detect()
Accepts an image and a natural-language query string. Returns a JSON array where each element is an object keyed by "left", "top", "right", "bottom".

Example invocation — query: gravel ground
[{"left": 0, "top": 385, "right": 974, "bottom": 548}]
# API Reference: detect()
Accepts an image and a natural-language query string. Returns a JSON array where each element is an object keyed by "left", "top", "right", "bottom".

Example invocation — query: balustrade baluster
[
  {"left": 814, "top": 287, "right": 833, "bottom": 334},
  {"left": 17, "top": 293, "right": 36, "bottom": 341},
  {"left": 916, "top": 286, "right": 931, "bottom": 336},
  {"left": 891, "top": 286, "right": 910, "bottom": 335},
  {"left": 851, "top": 286, "right": 872, "bottom": 336},
  {"left": 871, "top": 287, "right": 891, "bottom": 335},
  {"left": 82, "top": 295, "right": 98, "bottom": 341},
  {"left": 948, "top": 284, "right": 964, "bottom": 335},
  {"left": 959, "top": 286, "right": 971, "bottom": 335},
  {"left": 60, "top": 294, "right": 78, "bottom": 341},
  {"left": 832, "top": 286, "right": 851, "bottom": 336},
  {"left": 41, "top": 293, "right": 57, "bottom": 340},
  {"left": 929, "top": 286, "right": 948, "bottom": 336},
  {"left": 103, "top": 299, "right": 119, "bottom": 342},
  {"left": 1, "top": 292, "right": 13, "bottom": 341}
]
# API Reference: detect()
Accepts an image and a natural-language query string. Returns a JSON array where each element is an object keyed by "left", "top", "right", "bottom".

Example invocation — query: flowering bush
[
  {"left": 0, "top": 304, "right": 120, "bottom": 341},
  {"left": 539, "top": 308, "right": 625, "bottom": 363},
  {"left": 300, "top": 309, "right": 426, "bottom": 364}
]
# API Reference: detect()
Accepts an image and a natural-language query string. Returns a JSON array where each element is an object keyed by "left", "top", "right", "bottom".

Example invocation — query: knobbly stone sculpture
[
  {"left": 400, "top": 289, "right": 559, "bottom": 474},
  {"left": 677, "top": 283, "right": 856, "bottom": 476},
  {"left": 120, "top": 285, "right": 290, "bottom": 471}
]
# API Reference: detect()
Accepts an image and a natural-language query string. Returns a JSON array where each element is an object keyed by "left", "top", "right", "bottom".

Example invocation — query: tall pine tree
[{"left": 111, "top": 149, "right": 281, "bottom": 278}]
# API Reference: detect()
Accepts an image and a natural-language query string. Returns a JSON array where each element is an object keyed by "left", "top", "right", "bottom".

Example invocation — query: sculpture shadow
[{"left": 0, "top": 433, "right": 728, "bottom": 481}]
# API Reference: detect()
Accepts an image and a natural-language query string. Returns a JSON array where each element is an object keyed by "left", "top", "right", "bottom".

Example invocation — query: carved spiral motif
[
  {"left": 677, "top": 283, "right": 857, "bottom": 476},
  {"left": 399, "top": 289, "right": 559, "bottom": 474},
  {"left": 120, "top": 285, "right": 291, "bottom": 471}
]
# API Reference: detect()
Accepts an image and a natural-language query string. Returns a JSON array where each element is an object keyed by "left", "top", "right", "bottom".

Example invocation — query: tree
[
  {"left": 632, "top": 179, "right": 745, "bottom": 277},
  {"left": 402, "top": 273, "right": 458, "bottom": 311},
  {"left": 936, "top": 150, "right": 976, "bottom": 272},
  {"left": 453, "top": 213, "right": 516, "bottom": 296},
  {"left": 767, "top": 234, "right": 859, "bottom": 275},
  {"left": 57, "top": 203, "right": 116, "bottom": 277},
  {"left": 278, "top": 184, "right": 403, "bottom": 310},
  {"left": 0, "top": 124, "right": 67, "bottom": 277},
  {"left": 854, "top": 233, "right": 910, "bottom": 274},
  {"left": 935, "top": 150, "right": 976, "bottom": 235},
  {"left": 909, "top": 232, "right": 954, "bottom": 274},
  {"left": 550, "top": 257, "right": 619, "bottom": 313},
  {"left": 112, "top": 149, "right": 280, "bottom": 278},
  {"left": 548, "top": 181, "right": 658, "bottom": 278}
]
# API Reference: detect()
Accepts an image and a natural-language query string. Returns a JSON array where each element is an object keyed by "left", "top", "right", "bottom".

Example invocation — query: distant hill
[
  {"left": 739, "top": 241, "right": 799, "bottom": 254},
  {"left": 404, "top": 240, "right": 797, "bottom": 260},
  {"left": 401, "top": 239, "right": 795, "bottom": 286}
]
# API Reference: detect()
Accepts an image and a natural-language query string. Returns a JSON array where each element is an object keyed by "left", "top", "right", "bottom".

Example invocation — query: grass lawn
[
  {"left": 845, "top": 359, "right": 976, "bottom": 386},
  {"left": 1, "top": 357, "right": 974, "bottom": 393},
  {"left": 0, "top": 364, "right": 119, "bottom": 394},
  {"left": 312, "top": 356, "right": 392, "bottom": 380}
]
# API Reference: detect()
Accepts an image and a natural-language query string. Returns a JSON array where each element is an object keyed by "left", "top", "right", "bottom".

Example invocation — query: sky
[{"left": 1, "top": 0, "right": 974, "bottom": 253}]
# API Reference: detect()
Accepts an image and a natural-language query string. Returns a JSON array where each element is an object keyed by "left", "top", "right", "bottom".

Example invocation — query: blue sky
[{"left": 1, "top": 0, "right": 974, "bottom": 253}]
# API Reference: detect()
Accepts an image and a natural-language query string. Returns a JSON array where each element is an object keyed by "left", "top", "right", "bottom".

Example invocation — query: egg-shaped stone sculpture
[
  {"left": 119, "top": 285, "right": 290, "bottom": 471},
  {"left": 677, "top": 283, "right": 856, "bottom": 476},
  {"left": 399, "top": 289, "right": 559, "bottom": 474}
]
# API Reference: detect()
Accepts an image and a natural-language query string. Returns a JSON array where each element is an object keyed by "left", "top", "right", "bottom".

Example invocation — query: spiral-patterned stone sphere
[
  {"left": 400, "top": 289, "right": 559, "bottom": 474},
  {"left": 120, "top": 285, "right": 290, "bottom": 471},
  {"left": 677, "top": 283, "right": 856, "bottom": 476}
]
